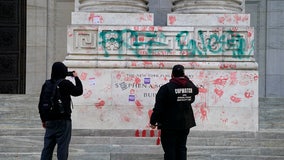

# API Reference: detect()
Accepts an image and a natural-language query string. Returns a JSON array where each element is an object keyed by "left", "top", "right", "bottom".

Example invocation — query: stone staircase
[{"left": 0, "top": 95, "right": 284, "bottom": 160}]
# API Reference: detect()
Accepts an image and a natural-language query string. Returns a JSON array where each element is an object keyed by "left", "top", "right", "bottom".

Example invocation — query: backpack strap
[{"left": 53, "top": 79, "right": 64, "bottom": 99}]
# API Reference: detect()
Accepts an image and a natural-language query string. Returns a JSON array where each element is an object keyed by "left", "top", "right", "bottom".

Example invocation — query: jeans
[
  {"left": 161, "top": 128, "right": 190, "bottom": 160},
  {"left": 40, "top": 120, "right": 71, "bottom": 160}
]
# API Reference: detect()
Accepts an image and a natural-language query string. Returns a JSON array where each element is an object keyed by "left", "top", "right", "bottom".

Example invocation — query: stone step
[
  {"left": 259, "top": 98, "right": 284, "bottom": 131},
  {"left": 1, "top": 129, "right": 284, "bottom": 158},
  {"left": 1, "top": 95, "right": 284, "bottom": 159}
]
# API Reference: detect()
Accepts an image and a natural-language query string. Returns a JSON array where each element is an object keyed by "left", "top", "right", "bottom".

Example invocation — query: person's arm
[
  {"left": 189, "top": 79, "right": 199, "bottom": 95},
  {"left": 38, "top": 83, "right": 47, "bottom": 128},
  {"left": 150, "top": 85, "right": 167, "bottom": 129},
  {"left": 68, "top": 71, "right": 83, "bottom": 96}
]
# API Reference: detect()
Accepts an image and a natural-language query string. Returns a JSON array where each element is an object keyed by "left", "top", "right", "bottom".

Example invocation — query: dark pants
[
  {"left": 41, "top": 120, "right": 71, "bottom": 160},
  {"left": 161, "top": 129, "right": 190, "bottom": 160}
]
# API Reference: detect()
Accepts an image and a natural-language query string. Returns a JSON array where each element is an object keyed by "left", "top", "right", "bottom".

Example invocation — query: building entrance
[{"left": 0, "top": 0, "right": 26, "bottom": 93}]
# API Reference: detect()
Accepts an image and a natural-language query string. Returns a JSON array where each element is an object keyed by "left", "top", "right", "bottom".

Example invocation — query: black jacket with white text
[{"left": 150, "top": 76, "right": 199, "bottom": 129}]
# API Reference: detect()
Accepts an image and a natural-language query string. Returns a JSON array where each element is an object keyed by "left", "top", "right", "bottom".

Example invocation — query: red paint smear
[
  {"left": 169, "top": 15, "right": 176, "bottom": 25},
  {"left": 231, "top": 27, "right": 238, "bottom": 32},
  {"left": 156, "top": 137, "right": 161, "bottom": 145},
  {"left": 199, "top": 87, "right": 208, "bottom": 93},
  {"left": 248, "top": 31, "right": 252, "bottom": 38},
  {"left": 88, "top": 13, "right": 95, "bottom": 22},
  {"left": 242, "top": 15, "right": 249, "bottom": 22},
  {"left": 143, "top": 61, "right": 153, "bottom": 67},
  {"left": 200, "top": 106, "right": 207, "bottom": 121},
  {"left": 150, "top": 130, "right": 155, "bottom": 137},
  {"left": 140, "top": 26, "right": 147, "bottom": 32},
  {"left": 244, "top": 90, "right": 254, "bottom": 99},
  {"left": 139, "top": 14, "right": 153, "bottom": 22},
  {"left": 220, "top": 63, "right": 237, "bottom": 70},
  {"left": 133, "top": 26, "right": 139, "bottom": 31},
  {"left": 116, "top": 73, "right": 121, "bottom": 79},
  {"left": 83, "top": 90, "right": 92, "bottom": 99},
  {"left": 239, "top": 80, "right": 250, "bottom": 86},
  {"left": 254, "top": 75, "right": 259, "bottom": 81},
  {"left": 135, "top": 100, "right": 144, "bottom": 115},
  {"left": 130, "top": 89, "right": 135, "bottom": 94},
  {"left": 213, "top": 77, "right": 228, "bottom": 86},
  {"left": 131, "top": 61, "right": 137, "bottom": 67},
  {"left": 135, "top": 100, "right": 143, "bottom": 108},
  {"left": 189, "top": 62, "right": 200, "bottom": 68},
  {"left": 159, "top": 62, "right": 165, "bottom": 68},
  {"left": 194, "top": 102, "right": 208, "bottom": 121},
  {"left": 234, "top": 14, "right": 242, "bottom": 24},
  {"left": 139, "top": 50, "right": 147, "bottom": 55},
  {"left": 94, "top": 71, "right": 102, "bottom": 77},
  {"left": 221, "top": 118, "right": 228, "bottom": 123},
  {"left": 149, "top": 26, "right": 155, "bottom": 31},
  {"left": 218, "top": 17, "right": 225, "bottom": 24},
  {"left": 134, "top": 77, "right": 141, "bottom": 84},
  {"left": 135, "top": 130, "right": 140, "bottom": 137},
  {"left": 230, "top": 72, "right": 238, "bottom": 85},
  {"left": 88, "top": 13, "right": 103, "bottom": 23},
  {"left": 123, "top": 116, "right": 130, "bottom": 122},
  {"left": 95, "top": 99, "right": 105, "bottom": 109},
  {"left": 80, "top": 72, "right": 88, "bottom": 80},
  {"left": 214, "top": 88, "right": 224, "bottom": 97},
  {"left": 148, "top": 109, "right": 153, "bottom": 118},
  {"left": 138, "top": 36, "right": 144, "bottom": 42},
  {"left": 230, "top": 95, "right": 241, "bottom": 103},
  {"left": 142, "top": 130, "right": 147, "bottom": 137},
  {"left": 198, "top": 71, "right": 205, "bottom": 79}
]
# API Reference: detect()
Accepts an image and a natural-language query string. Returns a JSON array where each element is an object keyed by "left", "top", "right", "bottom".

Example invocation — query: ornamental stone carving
[
  {"left": 171, "top": 0, "right": 245, "bottom": 14},
  {"left": 76, "top": 0, "right": 149, "bottom": 13}
]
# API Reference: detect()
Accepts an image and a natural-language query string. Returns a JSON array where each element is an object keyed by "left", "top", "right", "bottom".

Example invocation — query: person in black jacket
[
  {"left": 39, "top": 62, "right": 83, "bottom": 160},
  {"left": 150, "top": 64, "right": 199, "bottom": 160}
]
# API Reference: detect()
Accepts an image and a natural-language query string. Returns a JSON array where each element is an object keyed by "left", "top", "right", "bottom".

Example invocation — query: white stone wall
[
  {"left": 26, "top": 0, "right": 48, "bottom": 94},
  {"left": 266, "top": 0, "right": 284, "bottom": 97}
]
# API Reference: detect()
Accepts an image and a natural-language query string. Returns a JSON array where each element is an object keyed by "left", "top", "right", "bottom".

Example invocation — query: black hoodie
[
  {"left": 38, "top": 62, "right": 83, "bottom": 122},
  {"left": 150, "top": 76, "right": 199, "bottom": 129}
]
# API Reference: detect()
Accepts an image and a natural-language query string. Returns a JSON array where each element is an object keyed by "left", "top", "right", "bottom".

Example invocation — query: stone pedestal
[{"left": 65, "top": 0, "right": 258, "bottom": 131}]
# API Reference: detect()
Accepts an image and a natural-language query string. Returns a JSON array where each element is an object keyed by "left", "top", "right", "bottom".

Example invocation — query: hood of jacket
[
  {"left": 169, "top": 76, "right": 189, "bottom": 87},
  {"left": 51, "top": 62, "right": 67, "bottom": 80}
]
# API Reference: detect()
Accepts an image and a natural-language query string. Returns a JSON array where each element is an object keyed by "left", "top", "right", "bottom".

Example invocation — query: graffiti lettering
[{"left": 99, "top": 29, "right": 254, "bottom": 59}]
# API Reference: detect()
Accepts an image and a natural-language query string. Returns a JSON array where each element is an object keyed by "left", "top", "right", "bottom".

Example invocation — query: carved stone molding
[
  {"left": 77, "top": 0, "right": 149, "bottom": 13},
  {"left": 171, "top": 0, "right": 245, "bottom": 14},
  {"left": 66, "top": 25, "right": 256, "bottom": 69}
]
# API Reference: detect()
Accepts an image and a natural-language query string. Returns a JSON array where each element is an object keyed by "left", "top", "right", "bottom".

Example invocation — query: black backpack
[{"left": 38, "top": 79, "right": 65, "bottom": 119}]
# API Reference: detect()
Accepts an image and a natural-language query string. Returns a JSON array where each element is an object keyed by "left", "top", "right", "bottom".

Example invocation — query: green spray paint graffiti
[
  {"left": 99, "top": 29, "right": 254, "bottom": 59},
  {"left": 99, "top": 29, "right": 168, "bottom": 58}
]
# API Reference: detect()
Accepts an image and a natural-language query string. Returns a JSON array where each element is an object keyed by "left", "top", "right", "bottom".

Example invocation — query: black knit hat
[{"left": 172, "top": 64, "right": 185, "bottom": 77}]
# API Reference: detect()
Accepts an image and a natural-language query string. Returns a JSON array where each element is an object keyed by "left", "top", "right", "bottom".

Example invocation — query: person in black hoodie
[
  {"left": 150, "top": 64, "right": 199, "bottom": 160},
  {"left": 39, "top": 62, "right": 83, "bottom": 160}
]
